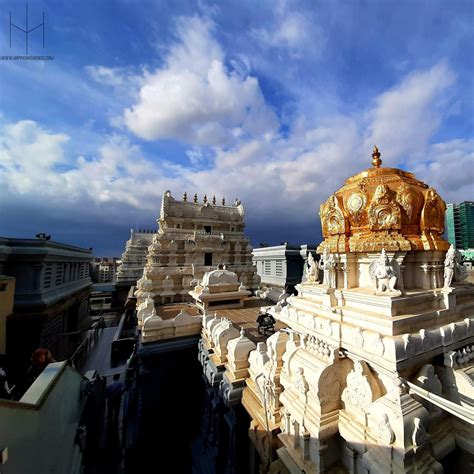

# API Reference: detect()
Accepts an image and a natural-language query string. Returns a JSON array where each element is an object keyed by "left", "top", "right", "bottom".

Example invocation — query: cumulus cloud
[
  {"left": 1, "top": 57, "right": 471, "bottom": 251},
  {"left": 0, "top": 121, "right": 174, "bottom": 215},
  {"left": 364, "top": 61, "right": 456, "bottom": 163},
  {"left": 123, "top": 16, "right": 278, "bottom": 145}
]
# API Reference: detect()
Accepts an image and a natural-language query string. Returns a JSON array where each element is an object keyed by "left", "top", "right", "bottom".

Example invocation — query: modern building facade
[
  {"left": 135, "top": 191, "right": 260, "bottom": 307},
  {"left": 0, "top": 237, "right": 92, "bottom": 373},
  {"left": 252, "top": 244, "right": 317, "bottom": 293},
  {"left": 446, "top": 201, "right": 474, "bottom": 250}
]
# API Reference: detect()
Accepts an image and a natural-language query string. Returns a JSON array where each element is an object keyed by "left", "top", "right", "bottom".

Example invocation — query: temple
[
  {"left": 196, "top": 146, "right": 474, "bottom": 473},
  {"left": 116, "top": 228, "right": 156, "bottom": 287},
  {"left": 135, "top": 191, "right": 260, "bottom": 308}
]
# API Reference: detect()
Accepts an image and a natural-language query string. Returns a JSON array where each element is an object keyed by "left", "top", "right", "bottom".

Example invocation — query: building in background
[
  {"left": 446, "top": 201, "right": 474, "bottom": 250},
  {"left": 252, "top": 243, "right": 317, "bottom": 295},
  {"left": 0, "top": 276, "right": 15, "bottom": 357},
  {"left": 90, "top": 257, "right": 121, "bottom": 283},
  {"left": 135, "top": 191, "right": 260, "bottom": 307},
  {"left": 115, "top": 229, "right": 156, "bottom": 304},
  {"left": 0, "top": 236, "right": 92, "bottom": 375},
  {"left": 116, "top": 229, "right": 156, "bottom": 285}
]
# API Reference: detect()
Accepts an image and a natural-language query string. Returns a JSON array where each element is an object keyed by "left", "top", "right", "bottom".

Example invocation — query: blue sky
[{"left": 0, "top": 0, "right": 473, "bottom": 255}]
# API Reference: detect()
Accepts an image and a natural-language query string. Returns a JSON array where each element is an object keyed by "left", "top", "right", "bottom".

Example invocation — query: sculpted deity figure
[
  {"left": 444, "top": 245, "right": 456, "bottom": 288},
  {"left": 444, "top": 244, "right": 468, "bottom": 288},
  {"left": 369, "top": 249, "right": 400, "bottom": 294},
  {"left": 319, "top": 248, "right": 336, "bottom": 288},
  {"left": 306, "top": 252, "right": 319, "bottom": 283}
]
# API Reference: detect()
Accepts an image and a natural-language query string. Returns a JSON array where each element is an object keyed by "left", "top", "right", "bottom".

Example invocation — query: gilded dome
[{"left": 317, "top": 147, "right": 449, "bottom": 253}]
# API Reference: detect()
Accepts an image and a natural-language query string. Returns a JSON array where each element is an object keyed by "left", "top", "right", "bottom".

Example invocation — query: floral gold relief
[
  {"left": 317, "top": 147, "right": 449, "bottom": 252},
  {"left": 368, "top": 185, "right": 401, "bottom": 231}
]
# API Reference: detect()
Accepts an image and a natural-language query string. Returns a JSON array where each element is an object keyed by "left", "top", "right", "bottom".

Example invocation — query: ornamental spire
[{"left": 372, "top": 145, "right": 382, "bottom": 168}]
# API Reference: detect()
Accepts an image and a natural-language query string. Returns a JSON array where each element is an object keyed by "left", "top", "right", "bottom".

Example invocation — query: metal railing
[{"left": 69, "top": 315, "right": 105, "bottom": 371}]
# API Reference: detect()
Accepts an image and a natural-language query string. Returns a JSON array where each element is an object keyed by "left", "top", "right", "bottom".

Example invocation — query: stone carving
[
  {"left": 341, "top": 361, "right": 373, "bottom": 413},
  {"left": 306, "top": 253, "right": 319, "bottom": 283},
  {"left": 396, "top": 182, "right": 422, "bottom": 221},
  {"left": 320, "top": 194, "right": 346, "bottom": 236},
  {"left": 319, "top": 247, "right": 336, "bottom": 288},
  {"left": 443, "top": 245, "right": 468, "bottom": 288},
  {"left": 368, "top": 185, "right": 401, "bottom": 231},
  {"left": 443, "top": 245, "right": 455, "bottom": 288},
  {"left": 202, "top": 267, "right": 239, "bottom": 287},
  {"left": 375, "top": 414, "right": 395, "bottom": 444},
  {"left": 416, "top": 365, "right": 442, "bottom": 395},
  {"left": 421, "top": 188, "right": 446, "bottom": 234},
  {"left": 295, "top": 367, "right": 309, "bottom": 395},
  {"left": 412, "top": 417, "right": 429, "bottom": 448},
  {"left": 137, "top": 296, "right": 156, "bottom": 324},
  {"left": 369, "top": 249, "right": 401, "bottom": 295}
]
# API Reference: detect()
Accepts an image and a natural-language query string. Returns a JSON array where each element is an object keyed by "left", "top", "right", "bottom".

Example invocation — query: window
[
  {"left": 56, "top": 264, "right": 64, "bottom": 286},
  {"left": 264, "top": 260, "right": 271, "bottom": 275},
  {"left": 204, "top": 253, "right": 213, "bottom": 266},
  {"left": 204, "top": 225, "right": 212, "bottom": 233},
  {"left": 276, "top": 261, "right": 283, "bottom": 277},
  {"left": 44, "top": 263, "right": 53, "bottom": 289}
]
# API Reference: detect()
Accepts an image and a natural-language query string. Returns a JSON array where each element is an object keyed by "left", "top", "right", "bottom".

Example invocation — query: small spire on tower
[
  {"left": 212, "top": 195, "right": 216, "bottom": 205},
  {"left": 203, "top": 194, "right": 208, "bottom": 204},
  {"left": 372, "top": 145, "right": 382, "bottom": 168},
  {"left": 222, "top": 197, "right": 226, "bottom": 206},
  {"left": 183, "top": 191, "right": 187, "bottom": 202},
  {"left": 194, "top": 193, "right": 198, "bottom": 203}
]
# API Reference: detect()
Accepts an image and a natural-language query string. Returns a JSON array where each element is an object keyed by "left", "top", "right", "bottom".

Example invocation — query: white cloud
[
  {"left": 364, "top": 61, "right": 456, "bottom": 163},
  {"left": 252, "top": 3, "right": 325, "bottom": 59},
  {"left": 1, "top": 60, "right": 471, "bottom": 242},
  {"left": 123, "top": 16, "right": 278, "bottom": 145},
  {"left": 411, "top": 139, "right": 474, "bottom": 203}
]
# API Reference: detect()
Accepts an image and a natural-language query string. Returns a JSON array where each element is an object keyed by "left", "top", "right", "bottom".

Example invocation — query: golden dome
[{"left": 317, "top": 146, "right": 449, "bottom": 253}]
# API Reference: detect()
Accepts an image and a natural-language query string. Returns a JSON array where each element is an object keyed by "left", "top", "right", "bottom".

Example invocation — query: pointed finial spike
[
  {"left": 183, "top": 191, "right": 187, "bottom": 202},
  {"left": 372, "top": 145, "right": 382, "bottom": 168},
  {"left": 222, "top": 197, "right": 226, "bottom": 206},
  {"left": 212, "top": 195, "right": 216, "bottom": 205},
  {"left": 193, "top": 193, "right": 198, "bottom": 203},
  {"left": 203, "top": 194, "right": 207, "bottom": 204}
]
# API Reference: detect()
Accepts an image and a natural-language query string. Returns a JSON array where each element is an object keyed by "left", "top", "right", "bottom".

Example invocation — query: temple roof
[
  {"left": 160, "top": 190, "right": 245, "bottom": 222},
  {"left": 317, "top": 146, "right": 449, "bottom": 253}
]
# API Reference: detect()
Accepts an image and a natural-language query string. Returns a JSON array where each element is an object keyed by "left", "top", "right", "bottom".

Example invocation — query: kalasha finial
[
  {"left": 183, "top": 191, "right": 187, "bottom": 202},
  {"left": 372, "top": 145, "right": 382, "bottom": 168},
  {"left": 212, "top": 195, "right": 216, "bottom": 205},
  {"left": 193, "top": 193, "right": 198, "bottom": 203},
  {"left": 222, "top": 197, "right": 226, "bottom": 206},
  {"left": 203, "top": 194, "right": 208, "bottom": 204}
]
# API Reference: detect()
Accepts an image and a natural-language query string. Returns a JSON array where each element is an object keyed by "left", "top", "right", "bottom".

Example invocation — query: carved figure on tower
[
  {"left": 444, "top": 244, "right": 468, "bottom": 288},
  {"left": 319, "top": 247, "right": 336, "bottom": 288},
  {"left": 306, "top": 252, "right": 319, "bottom": 283},
  {"left": 369, "top": 249, "right": 401, "bottom": 295}
]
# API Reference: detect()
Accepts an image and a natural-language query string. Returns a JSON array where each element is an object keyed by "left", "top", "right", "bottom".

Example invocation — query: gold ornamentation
[
  {"left": 317, "top": 147, "right": 449, "bottom": 252},
  {"left": 396, "top": 182, "right": 422, "bottom": 221},
  {"left": 372, "top": 145, "right": 382, "bottom": 168},
  {"left": 368, "top": 185, "right": 401, "bottom": 230},
  {"left": 320, "top": 194, "right": 347, "bottom": 237},
  {"left": 421, "top": 188, "right": 445, "bottom": 234},
  {"left": 345, "top": 192, "right": 366, "bottom": 224}
]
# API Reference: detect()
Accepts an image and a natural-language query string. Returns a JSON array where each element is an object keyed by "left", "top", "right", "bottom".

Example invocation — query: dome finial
[{"left": 372, "top": 145, "right": 382, "bottom": 168}]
